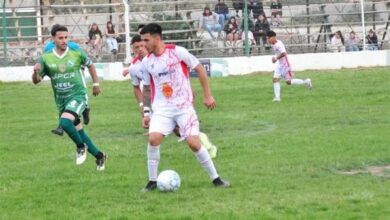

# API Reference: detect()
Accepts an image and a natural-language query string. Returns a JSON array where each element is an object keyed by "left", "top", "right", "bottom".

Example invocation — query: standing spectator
[
  {"left": 88, "top": 23, "right": 103, "bottom": 49},
  {"left": 105, "top": 21, "right": 118, "bottom": 55},
  {"left": 330, "top": 30, "right": 345, "bottom": 52},
  {"left": 366, "top": 29, "right": 378, "bottom": 50},
  {"left": 249, "top": 0, "right": 264, "bottom": 20},
  {"left": 224, "top": 16, "right": 240, "bottom": 53},
  {"left": 254, "top": 13, "right": 270, "bottom": 51},
  {"left": 199, "top": 7, "right": 222, "bottom": 39},
  {"left": 232, "top": 0, "right": 244, "bottom": 17},
  {"left": 270, "top": 0, "right": 283, "bottom": 26},
  {"left": 346, "top": 31, "right": 360, "bottom": 52},
  {"left": 215, "top": 0, "right": 231, "bottom": 29}
]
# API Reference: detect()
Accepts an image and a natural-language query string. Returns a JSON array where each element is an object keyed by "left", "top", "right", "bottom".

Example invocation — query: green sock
[
  {"left": 60, "top": 118, "right": 83, "bottom": 147},
  {"left": 78, "top": 129, "right": 100, "bottom": 157}
]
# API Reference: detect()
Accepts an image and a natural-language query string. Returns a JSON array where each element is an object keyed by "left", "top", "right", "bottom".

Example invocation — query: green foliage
[{"left": 1, "top": 67, "right": 390, "bottom": 219}]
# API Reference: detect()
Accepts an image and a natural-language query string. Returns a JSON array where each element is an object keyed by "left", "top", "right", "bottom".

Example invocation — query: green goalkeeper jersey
[{"left": 39, "top": 47, "right": 92, "bottom": 101}]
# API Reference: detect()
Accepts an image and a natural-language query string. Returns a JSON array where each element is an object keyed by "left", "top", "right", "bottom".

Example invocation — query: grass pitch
[{"left": 1, "top": 67, "right": 390, "bottom": 219}]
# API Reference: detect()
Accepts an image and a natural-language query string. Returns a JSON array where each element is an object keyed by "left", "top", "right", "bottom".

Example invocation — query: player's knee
[
  {"left": 286, "top": 80, "right": 291, "bottom": 85},
  {"left": 187, "top": 136, "right": 201, "bottom": 152},
  {"left": 59, "top": 117, "right": 73, "bottom": 129},
  {"left": 273, "top": 78, "right": 280, "bottom": 83},
  {"left": 149, "top": 133, "right": 163, "bottom": 146}
]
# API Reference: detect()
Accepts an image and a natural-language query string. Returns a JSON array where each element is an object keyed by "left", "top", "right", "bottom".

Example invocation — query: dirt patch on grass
[{"left": 338, "top": 165, "right": 390, "bottom": 178}]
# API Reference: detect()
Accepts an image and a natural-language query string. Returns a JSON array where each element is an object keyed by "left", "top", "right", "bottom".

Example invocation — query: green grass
[{"left": 1, "top": 67, "right": 390, "bottom": 219}]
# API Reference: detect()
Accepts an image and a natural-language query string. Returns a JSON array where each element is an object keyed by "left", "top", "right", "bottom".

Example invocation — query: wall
[{"left": 0, "top": 51, "right": 389, "bottom": 82}]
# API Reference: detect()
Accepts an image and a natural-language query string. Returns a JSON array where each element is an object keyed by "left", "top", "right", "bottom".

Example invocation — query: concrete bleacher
[{"left": 1, "top": 0, "right": 389, "bottom": 66}]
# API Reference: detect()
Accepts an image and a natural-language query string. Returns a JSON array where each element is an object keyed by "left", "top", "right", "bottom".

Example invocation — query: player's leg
[
  {"left": 142, "top": 114, "right": 175, "bottom": 192},
  {"left": 75, "top": 122, "right": 106, "bottom": 171},
  {"left": 177, "top": 108, "right": 229, "bottom": 187},
  {"left": 287, "top": 70, "right": 312, "bottom": 89},
  {"left": 273, "top": 68, "right": 282, "bottom": 101},
  {"left": 51, "top": 114, "right": 64, "bottom": 136},
  {"left": 199, "top": 131, "right": 217, "bottom": 158},
  {"left": 82, "top": 106, "right": 90, "bottom": 125}
]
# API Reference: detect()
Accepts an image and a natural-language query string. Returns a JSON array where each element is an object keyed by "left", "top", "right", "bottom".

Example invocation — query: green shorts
[{"left": 57, "top": 95, "right": 87, "bottom": 118}]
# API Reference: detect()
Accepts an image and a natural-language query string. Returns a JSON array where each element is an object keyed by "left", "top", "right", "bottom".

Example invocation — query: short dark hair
[
  {"left": 266, "top": 30, "right": 276, "bottom": 37},
  {"left": 131, "top": 34, "right": 142, "bottom": 45},
  {"left": 51, "top": 24, "right": 68, "bottom": 37},
  {"left": 137, "top": 24, "right": 145, "bottom": 30},
  {"left": 139, "top": 23, "right": 162, "bottom": 36}
]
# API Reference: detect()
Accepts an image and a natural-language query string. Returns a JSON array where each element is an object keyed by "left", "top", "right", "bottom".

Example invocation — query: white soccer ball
[{"left": 157, "top": 170, "right": 181, "bottom": 192}]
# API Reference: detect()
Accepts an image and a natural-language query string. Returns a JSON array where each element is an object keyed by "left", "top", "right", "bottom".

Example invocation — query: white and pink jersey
[
  {"left": 272, "top": 40, "right": 291, "bottom": 69},
  {"left": 129, "top": 56, "right": 143, "bottom": 86},
  {"left": 141, "top": 44, "right": 200, "bottom": 113}
]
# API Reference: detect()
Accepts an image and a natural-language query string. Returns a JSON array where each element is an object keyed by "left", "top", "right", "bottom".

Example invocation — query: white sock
[
  {"left": 147, "top": 143, "right": 160, "bottom": 181},
  {"left": 273, "top": 82, "right": 281, "bottom": 98},
  {"left": 304, "top": 78, "right": 311, "bottom": 85},
  {"left": 291, "top": 79, "right": 304, "bottom": 85},
  {"left": 195, "top": 146, "right": 219, "bottom": 180}
]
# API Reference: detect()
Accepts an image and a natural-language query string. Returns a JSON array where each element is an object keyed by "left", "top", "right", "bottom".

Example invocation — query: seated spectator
[
  {"left": 215, "top": 0, "right": 231, "bottom": 29},
  {"left": 105, "top": 21, "right": 118, "bottom": 55},
  {"left": 199, "top": 6, "right": 222, "bottom": 39},
  {"left": 270, "top": 0, "right": 283, "bottom": 26},
  {"left": 254, "top": 14, "right": 270, "bottom": 51},
  {"left": 346, "top": 31, "right": 360, "bottom": 52},
  {"left": 330, "top": 30, "right": 345, "bottom": 52},
  {"left": 240, "top": 17, "right": 255, "bottom": 33},
  {"left": 88, "top": 23, "right": 103, "bottom": 49},
  {"left": 249, "top": 0, "right": 264, "bottom": 20},
  {"left": 224, "top": 16, "right": 240, "bottom": 52},
  {"left": 240, "top": 19, "right": 256, "bottom": 54},
  {"left": 232, "top": 0, "right": 244, "bottom": 17},
  {"left": 366, "top": 29, "right": 378, "bottom": 50}
]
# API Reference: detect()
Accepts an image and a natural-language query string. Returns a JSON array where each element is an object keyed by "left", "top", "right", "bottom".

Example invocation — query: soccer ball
[{"left": 157, "top": 170, "right": 181, "bottom": 192}]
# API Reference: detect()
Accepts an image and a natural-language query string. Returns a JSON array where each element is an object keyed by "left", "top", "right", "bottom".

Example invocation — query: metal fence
[{"left": 1, "top": 0, "right": 389, "bottom": 67}]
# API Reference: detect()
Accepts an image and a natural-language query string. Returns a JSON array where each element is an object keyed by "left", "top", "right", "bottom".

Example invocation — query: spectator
[
  {"left": 249, "top": 0, "right": 264, "bottom": 20},
  {"left": 232, "top": 0, "right": 244, "bottom": 17},
  {"left": 224, "top": 16, "right": 240, "bottom": 52},
  {"left": 240, "top": 19, "right": 256, "bottom": 54},
  {"left": 254, "top": 13, "right": 270, "bottom": 51},
  {"left": 199, "top": 6, "right": 222, "bottom": 39},
  {"left": 366, "top": 29, "right": 378, "bottom": 50},
  {"left": 330, "top": 30, "right": 345, "bottom": 52},
  {"left": 88, "top": 23, "right": 103, "bottom": 49},
  {"left": 105, "top": 21, "right": 118, "bottom": 55},
  {"left": 346, "top": 31, "right": 360, "bottom": 52},
  {"left": 215, "top": 0, "right": 231, "bottom": 29},
  {"left": 270, "top": 0, "right": 282, "bottom": 26}
]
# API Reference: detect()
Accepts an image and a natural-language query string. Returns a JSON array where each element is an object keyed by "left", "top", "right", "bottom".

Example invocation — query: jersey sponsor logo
[
  {"left": 52, "top": 72, "right": 76, "bottom": 80},
  {"left": 158, "top": 72, "right": 169, "bottom": 77},
  {"left": 54, "top": 82, "right": 74, "bottom": 90}
]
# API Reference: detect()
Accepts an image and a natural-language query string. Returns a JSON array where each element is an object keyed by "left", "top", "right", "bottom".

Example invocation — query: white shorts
[
  {"left": 149, "top": 107, "right": 200, "bottom": 138},
  {"left": 273, "top": 65, "right": 294, "bottom": 81}
]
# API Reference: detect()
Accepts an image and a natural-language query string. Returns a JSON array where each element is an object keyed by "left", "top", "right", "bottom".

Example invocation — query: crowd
[{"left": 330, "top": 29, "right": 379, "bottom": 52}]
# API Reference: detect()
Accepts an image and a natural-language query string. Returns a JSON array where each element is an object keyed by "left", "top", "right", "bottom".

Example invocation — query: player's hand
[
  {"left": 272, "top": 57, "right": 277, "bottom": 63},
  {"left": 204, "top": 95, "right": 216, "bottom": 110},
  {"left": 92, "top": 85, "right": 101, "bottom": 96},
  {"left": 33, "top": 63, "right": 41, "bottom": 74},
  {"left": 143, "top": 116, "right": 150, "bottom": 129},
  {"left": 122, "top": 68, "right": 129, "bottom": 77}
]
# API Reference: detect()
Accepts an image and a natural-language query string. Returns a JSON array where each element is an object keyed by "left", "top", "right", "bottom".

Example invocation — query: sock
[
  {"left": 291, "top": 79, "right": 304, "bottom": 85},
  {"left": 147, "top": 144, "right": 160, "bottom": 181},
  {"left": 194, "top": 146, "right": 219, "bottom": 180},
  {"left": 60, "top": 118, "right": 83, "bottom": 147},
  {"left": 78, "top": 129, "right": 101, "bottom": 158},
  {"left": 273, "top": 82, "right": 281, "bottom": 98}
]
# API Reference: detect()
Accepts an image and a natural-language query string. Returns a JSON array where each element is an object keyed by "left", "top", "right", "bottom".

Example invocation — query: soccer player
[
  {"left": 43, "top": 40, "right": 91, "bottom": 136},
  {"left": 267, "top": 30, "right": 312, "bottom": 102},
  {"left": 124, "top": 35, "right": 218, "bottom": 158},
  {"left": 139, "top": 23, "right": 229, "bottom": 191},
  {"left": 32, "top": 24, "right": 107, "bottom": 171}
]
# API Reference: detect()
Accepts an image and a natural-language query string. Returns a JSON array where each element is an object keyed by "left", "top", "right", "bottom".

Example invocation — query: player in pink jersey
[
  {"left": 139, "top": 23, "right": 229, "bottom": 191},
  {"left": 267, "top": 30, "right": 312, "bottom": 102}
]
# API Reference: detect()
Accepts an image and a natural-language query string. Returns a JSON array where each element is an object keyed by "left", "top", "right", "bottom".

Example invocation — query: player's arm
[
  {"left": 133, "top": 85, "right": 144, "bottom": 116},
  {"left": 272, "top": 52, "right": 286, "bottom": 63},
  {"left": 87, "top": 64, "right": 101, "bottom": 96},
  {"left": 194, "top": 64, "right": 216, "bottom": 110},
  {"left": 142, "top": 84, "right": 151, "bottom": 128},
  {"left": 32, "top": 57, "right": 46, "bottom": 84}
]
